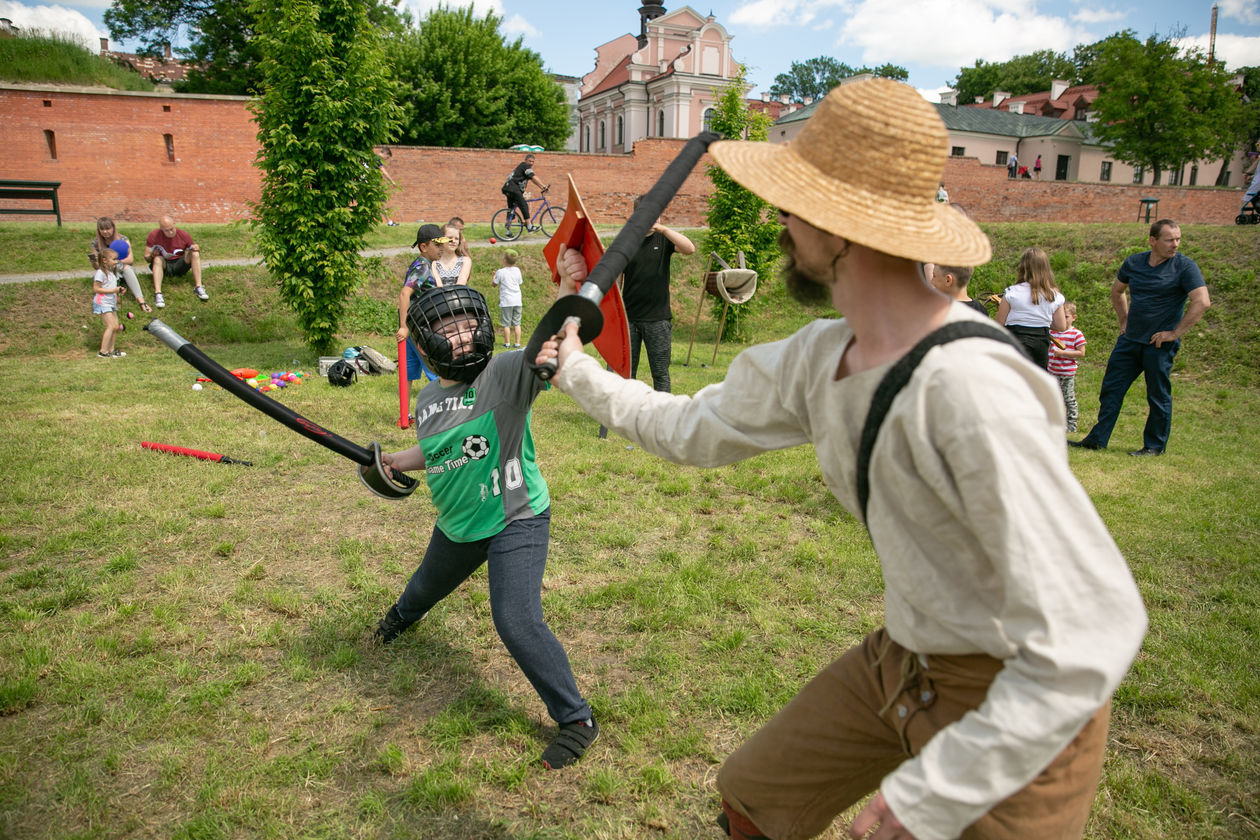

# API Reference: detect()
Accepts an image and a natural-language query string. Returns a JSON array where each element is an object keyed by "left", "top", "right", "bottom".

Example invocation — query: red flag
[{"left": 541, "top": 176, "right": 632, "bottom": 378}]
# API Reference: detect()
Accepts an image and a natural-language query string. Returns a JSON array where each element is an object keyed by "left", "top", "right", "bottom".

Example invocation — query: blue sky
[{"left": 3, "top": 0, "right": 1258, "bottom": 98}]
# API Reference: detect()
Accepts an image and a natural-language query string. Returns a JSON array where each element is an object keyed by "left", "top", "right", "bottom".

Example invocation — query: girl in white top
[
  {"left": 998, "top": 246, "right": 1066, "bottom": 367},
  {"left": 92, "top": 248, "right": 126, "bottom": 358},
  {"left": 433, "top": 224, "right": 471, "bottom": 286}
]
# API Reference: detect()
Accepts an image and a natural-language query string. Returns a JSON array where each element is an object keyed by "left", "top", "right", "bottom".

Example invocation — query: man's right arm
[{"left": 1110, "top": 278, "right": 1129, "bottom": 333}]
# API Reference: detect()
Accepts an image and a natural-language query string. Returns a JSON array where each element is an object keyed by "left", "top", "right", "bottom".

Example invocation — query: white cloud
[
  {"left": 1070, "top": 7, "right": 1127, "bottom": 25},
  {"left": 1178, "top": 32, "right": 1260, "bottom": 69},
  {"left": 501, "top": 12, "right": 538, "bottom": 39},
  {"left": 840, "top": 0, "right": 1090, "bottom": 75},
  {"left": 0, "top": 0, "right": 104, "bottom": 49},
  {"left": 729, "top": 0, "right": 849, "bottom": 28},
  {"left": 1216, "top": 0, "right": 1260, "bottom": 26}
]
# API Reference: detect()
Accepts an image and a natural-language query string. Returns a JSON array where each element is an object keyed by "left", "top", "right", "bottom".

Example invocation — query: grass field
[{"left": 0, "top": 221, "right": 1257, "bottom": 839}]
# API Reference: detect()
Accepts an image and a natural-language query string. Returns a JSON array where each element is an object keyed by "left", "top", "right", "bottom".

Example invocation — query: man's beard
[{"left": 779, "top": 229, "right": 831, "bottom": 305}]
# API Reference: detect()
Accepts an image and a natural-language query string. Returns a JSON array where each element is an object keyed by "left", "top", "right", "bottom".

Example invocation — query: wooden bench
[{"left": 0, "top": 180, "right": 63, "bottom": 226}]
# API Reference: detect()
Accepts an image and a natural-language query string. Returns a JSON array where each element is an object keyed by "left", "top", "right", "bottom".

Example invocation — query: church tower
[{"left": 637, "top": 1, "right": 666, "bottom": 48}]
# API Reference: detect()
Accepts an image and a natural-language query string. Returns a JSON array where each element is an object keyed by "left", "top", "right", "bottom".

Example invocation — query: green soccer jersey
[{"left": 413, "top": 352, "right": 550, "bottom": 542}]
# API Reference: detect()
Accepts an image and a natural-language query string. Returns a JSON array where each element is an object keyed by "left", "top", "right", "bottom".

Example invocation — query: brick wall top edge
[{"left": 0, "top": 83, "right": 251, "bottom": 101}]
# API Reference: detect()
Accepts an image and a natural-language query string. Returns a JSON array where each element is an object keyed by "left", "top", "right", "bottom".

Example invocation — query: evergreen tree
[{"left": 250, "top": 0, "right": 402, "bottom": 353}]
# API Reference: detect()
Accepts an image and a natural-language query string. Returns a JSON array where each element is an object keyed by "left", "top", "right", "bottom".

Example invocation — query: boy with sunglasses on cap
[
  {"left": 377, "top": 282, "right": 598, "bottom": 771},
  {"left": 540, "top": 78, "right": 1145, "bottom": 839},
  {"left": 396, "top": 224, "right": 452, "bottom": 388}
]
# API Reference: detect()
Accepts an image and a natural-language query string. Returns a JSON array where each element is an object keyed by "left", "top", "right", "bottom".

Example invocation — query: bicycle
[{"left": 491, "top": 189, "right": 564, "bottom": 242}]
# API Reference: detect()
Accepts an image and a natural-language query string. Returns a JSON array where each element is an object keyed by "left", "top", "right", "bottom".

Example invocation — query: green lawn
[{"left": 0, "top": 222, "right": 1256, "bottom": 839}]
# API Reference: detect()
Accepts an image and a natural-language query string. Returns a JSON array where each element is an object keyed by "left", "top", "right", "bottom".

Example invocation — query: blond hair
[{"left": 1017, "top": 247, "right": 1058, "bottom": 305}]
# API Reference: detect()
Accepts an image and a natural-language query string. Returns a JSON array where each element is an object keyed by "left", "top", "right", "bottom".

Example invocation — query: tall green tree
[
  {"left": 705, "top": 69, "right": 779, "bottom": 340},
  {"left": 952, "top": 49, "right": 1079, "bottom": 104},
  {"left": 103, "top": 0, "right": 406, "bottom": 94},
  {"left": 767, "top": 56, "right": 907, "bottom": 101},
  {"left": 387, "top": 5, "right": 568, "bottom": 149},
  {"left": 250, "top": 0, "right": 402, "bottom": 353},
  {"left": 1090, "top": 32, "right": 1246, "bottom": 183}
]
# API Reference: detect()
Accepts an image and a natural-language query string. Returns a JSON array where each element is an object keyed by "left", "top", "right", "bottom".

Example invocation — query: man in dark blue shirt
[{"left": 1071, "top": 220, "right": 1211, "bottom": 455}]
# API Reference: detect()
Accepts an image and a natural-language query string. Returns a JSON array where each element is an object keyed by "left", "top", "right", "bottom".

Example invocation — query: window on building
[
  {"left": 996, "top": 151, "right": 1009, "bottom": 166},
  {"left": 702, "top": 107, "right": 714, "bottom": 133},
  {"left": 1218, "top": 170, "right": 1231, "bottom": 186},
  {"left": 616, "top": 116, "right": 623, "bottom": 146},
  {"left": 43, "top": 130, "right": 57, "bottom": 160},
  {"left": 1168, "top": 167, "right": 1182, "bottom": 186},
  {"left": 42, "top": 99, "right": 52, "bottom": 108},
  {"left": 598, "top": 121, "right": 605, "bottom": 150},
  {"left": 1100, "top": 161, "right": 1112, "bottom": 182},
  {"left": 1189, "top": 165, "right": 1198, "bottom": 186},
  {"left": 162, "top": 104, "right": 171, "bottom": 113},
  {"left": 1132, "top": 165, "right": 1144, "bottom": 184},
  {"left": 951, "top": 146, "right": 965, "bottom": 157},
  {"left": 164, "top": 134, "right": 176, "bottom": 162},
  {"left": 658, "top": 111, "right": 665, "bottom": 137},
  {"left": 583, "top": 124, "right": 590, "bottom": 152}
]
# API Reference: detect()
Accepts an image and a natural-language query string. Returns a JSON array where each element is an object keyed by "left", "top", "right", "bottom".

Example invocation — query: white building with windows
[{"left": 573, "top": 1, "right": 741, "bottom": 154}]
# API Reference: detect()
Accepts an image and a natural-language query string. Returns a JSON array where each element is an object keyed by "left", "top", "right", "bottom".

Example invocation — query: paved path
[{"left": 0, "top": 235, "right": 560, "bottom": 285}]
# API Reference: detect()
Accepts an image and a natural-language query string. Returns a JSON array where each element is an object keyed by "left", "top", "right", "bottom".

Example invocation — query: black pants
[
  {"left": 1005, "top": 324, "right": 1050, "bottom": 368},
  {"left": 502, "top": 185, "right": 528, "bottom": 222}
]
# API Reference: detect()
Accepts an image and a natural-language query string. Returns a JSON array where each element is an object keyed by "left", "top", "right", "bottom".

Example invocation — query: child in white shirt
[{"left": 491, "top": 249, "right": 525, "bottom": 348}]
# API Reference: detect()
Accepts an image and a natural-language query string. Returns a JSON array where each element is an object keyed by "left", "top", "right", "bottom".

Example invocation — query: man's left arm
[
  {"left": 1151, "top": 286, "right": 1210, "bottom": 348},
  {"left": 653, "top": 223, "right": 696, "bottom": 255}
]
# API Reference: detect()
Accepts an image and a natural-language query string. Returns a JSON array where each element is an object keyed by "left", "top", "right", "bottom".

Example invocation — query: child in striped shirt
[{"left": 1049, "top": 301, "right": 1086, "bottom": 432}]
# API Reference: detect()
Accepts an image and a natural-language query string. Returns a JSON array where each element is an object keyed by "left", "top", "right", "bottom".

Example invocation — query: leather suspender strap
[{"left": 856, "top": 321, "right": 1026, "bottom": 524}]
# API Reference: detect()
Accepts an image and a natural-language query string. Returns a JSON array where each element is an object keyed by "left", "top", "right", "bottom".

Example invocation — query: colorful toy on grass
[{"left": 191, "top": 369, "right": 309, "bottom": 392}]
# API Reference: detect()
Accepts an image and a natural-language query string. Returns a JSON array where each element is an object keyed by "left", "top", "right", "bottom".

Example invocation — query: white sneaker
[
  {"left": 195, "top": 286, "right": 209, "bottom": 301},
  {"left": 154, "top": 293, "right": 165, "bottom": 308}
]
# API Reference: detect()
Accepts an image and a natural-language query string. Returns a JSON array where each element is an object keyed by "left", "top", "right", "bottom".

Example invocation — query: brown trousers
[{"left": 717, "top": 628, "right": 1110, "bottom": 840}]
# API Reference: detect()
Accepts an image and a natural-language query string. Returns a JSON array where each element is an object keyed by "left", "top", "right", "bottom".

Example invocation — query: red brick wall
[
  {"left": 0, "top": 86, "right": 1244, "bottom": 228},
  {"left": 0, "top": 86, "right": 258, "bottom": 223},
  {"left": 941, "top": 156, "right": 1243, "bottom": 225}
]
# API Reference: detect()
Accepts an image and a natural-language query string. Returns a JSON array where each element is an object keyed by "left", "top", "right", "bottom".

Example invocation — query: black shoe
[
  {"left": 374, "top": 605, "right": 415, "bottom": 644},
  {"left": 1067, "top": 439, "right": 1101, "bottom": 450},
  {"left": 541, "top": 718, "right": 599, "bottom": 770},
  {"left": 1128, "top": 447, "right": 1164, "bottom": 457}
]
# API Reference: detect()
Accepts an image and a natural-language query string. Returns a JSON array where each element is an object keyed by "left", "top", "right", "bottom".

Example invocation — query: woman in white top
[
  {"left": 998, "top": 246, "right": 1066, "bottom": 368},
  {"left": 433, "top": 224, "right": 471, "bottom": 286}
]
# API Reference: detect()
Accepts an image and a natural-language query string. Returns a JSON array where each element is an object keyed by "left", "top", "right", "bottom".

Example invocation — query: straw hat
[{"left": 710, "top": 77, "right": 991, "bottom": 267}]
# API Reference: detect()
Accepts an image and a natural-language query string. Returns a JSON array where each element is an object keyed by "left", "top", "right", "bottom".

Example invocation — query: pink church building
[{"left": 574, "top": 2, "right": 741, "bottom": 154}]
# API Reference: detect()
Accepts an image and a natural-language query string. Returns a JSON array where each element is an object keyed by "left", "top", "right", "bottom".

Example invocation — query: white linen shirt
[{"left": 553, "top": 303, "right": 1146, "bottom": 840}]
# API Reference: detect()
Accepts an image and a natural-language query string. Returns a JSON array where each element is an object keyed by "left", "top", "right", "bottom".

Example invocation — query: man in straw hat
[{"left": 539, "top": 77, "right": 1146, "bottom": 840}]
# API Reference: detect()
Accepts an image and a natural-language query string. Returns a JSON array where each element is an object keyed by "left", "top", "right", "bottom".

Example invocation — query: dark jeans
[
  {"left": 629, "top": 318, "right": 672, "bottom": 392},
  {"left": 394, "top": 509, "right": 591, "bottom": 725},
  {"left": 1082, "top": 334, "right": 1178, "bottom": 451}
]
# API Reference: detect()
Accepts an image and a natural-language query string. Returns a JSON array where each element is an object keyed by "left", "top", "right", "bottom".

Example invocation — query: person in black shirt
[
  {"left": 619, "top": 198, "right": 695, "bottom": 392},
  {"left": 501, "top": 154, "right": 548, "bottom": 229}
]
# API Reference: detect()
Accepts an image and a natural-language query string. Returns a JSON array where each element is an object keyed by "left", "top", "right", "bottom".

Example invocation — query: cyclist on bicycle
[{"left": 501, "top": 154, "right": 548, "bottom": 230}]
